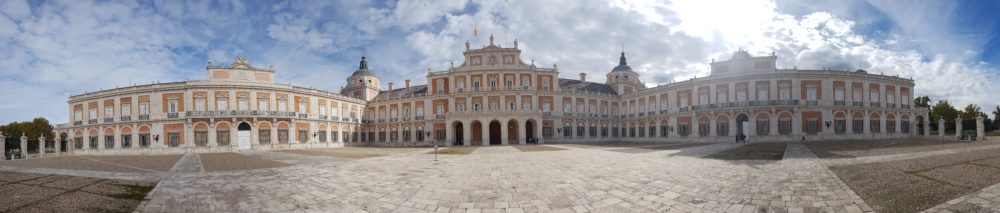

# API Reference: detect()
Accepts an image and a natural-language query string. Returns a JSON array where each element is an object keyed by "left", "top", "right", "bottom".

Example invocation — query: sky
[{"left": 1, "top": 0, "right": 998, "bottom": 124}]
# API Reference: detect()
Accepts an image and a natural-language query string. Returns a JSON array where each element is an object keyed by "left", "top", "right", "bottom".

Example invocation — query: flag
[{"left": 473, "top": 24, "right": 478, "bottom": 37}]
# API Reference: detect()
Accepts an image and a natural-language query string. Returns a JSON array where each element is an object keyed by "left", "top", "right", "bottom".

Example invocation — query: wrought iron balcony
[
  {"left": 660, "top": 109, "right": 669, "bottom": 114},
  {"left": 834, "top": 100, "right": 846, "bottom": 106},
  {"left": 120, "top": 115, "right": 131, "bottom": 121},
  {"left": 870, "top": 102, "right": 881, "bottom": 107},
  {"left": 88, "top": 119, "right": 97, "bottom": 124},
  {"left": 805, "top": 100, "right": 819, "bottom": 106},
  {"left": 748, "top": 101, "right": 769, "bottom": 106},
  {"left": 678, "top": 107, "right": 689, "bottom": 112},
  {"left": 73, "top": 121, "right": 83, "bottom": 125},
  {"left": 166, "top": 112, "right": 179, "bottom": 119},
  {"left": 901, "top": 104, "right": 911, "bottom": 109},
  {"left": 415, "top": 116, "right": 425, "bottom": 120},
  {"left": 104, "top": 118, "right": 114, "bottom": 123},
  {"left": 852, "top": 101, "right": 864, "bottom": 107},
  {"left": 887, "top": 103, "right": 896, "bottom": 108},
  {"left": 435, "top": 114, "right": 445, "bottom": 120},
  {"left": 298, "top": 113, "right": 308, "bottom": 119},
  {"left": 138, "top": 114, "right": 150, "bottom": 120},
  {"left": 542, "top": 112, "right": 552, "bottom": 116},
  {"left": 564, "top": 112, "right": 573, "bottom": 116},
  {"left": 648, "top": 111, "right": 655, "bottom": 116},
  {"left": 637, "top": 112, "right": 645, "bottom": 117}
]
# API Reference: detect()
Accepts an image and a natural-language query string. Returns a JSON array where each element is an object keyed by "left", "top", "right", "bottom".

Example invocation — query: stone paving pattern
[
  {"left": 0, "top": 171, "right": 155, "bottom": 212},
  {"left": 139, "top": 142, "right": 872, "bottom": 212},
  {"left": 2, "top": 140, "right": 1000, "bottom": 212}
]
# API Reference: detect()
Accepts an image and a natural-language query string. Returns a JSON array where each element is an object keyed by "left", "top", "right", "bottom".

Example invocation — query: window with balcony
[
  {"left": 298, "top": 102, "right": 307, "bottom": 113},
  {"left": 757, "top": 87, "right": 768, "bottom": 100},
  {"left": 105, "top": 106, "right": 113, "bottom": 118},
  {"left": 718, "top": 92, "right": 728, "bottom": 104},
  {"left": 195, "top": 98, "right": 206, "bottom": 111},
  {"left": 239, "top": 98, "right": 249, "bottom": 110},
  {"left": 89, "top": 108, "right": 97, "bottom": 119},
  {"left": 779, "top": 86, "right": 790, "bottom": 100},
  {"left": 737, "top": 90, "right": 747, "bottom": 102},
  {"left": 216, "top": 97, "right": 227, "bottom": 111},
  {"left": 259, "top": 99, "right": 269, "bottom": 111},
  {"left": 139, "top": 102, "right": 148, "bottom": 115},
  {"left": 168, "top": 99, "right": 178, "bottom": 113},
  {"left": 278, "top": 98, "right": 287, "bottom": 111},
  {"left": 121, "top": 104, "right": 130, "bottom": 116},
  {"left": 806, "top": 87, "right": 817, "bottom": 101},
  {"left": 74, "top": 110, "right": 83, "bottom": 123}
]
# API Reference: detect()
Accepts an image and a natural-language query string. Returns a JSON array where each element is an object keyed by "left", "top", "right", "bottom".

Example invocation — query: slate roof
[
  {"left": 373, "top": 85, "right": 428, "bottom": 99},
  {"left": 558, "top": 79, "right": 617, "bottom": 95}
]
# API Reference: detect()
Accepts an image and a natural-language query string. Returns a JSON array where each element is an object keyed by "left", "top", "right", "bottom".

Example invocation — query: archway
[
  {"left": 453, "top": 122, "right": 464, "bottom": 146},
  {"left": 736, "top": 114, "right": 749, "bottom": 137},
  {"left": 526, "top": 120, "right": 536, "bottom": 144},
  {"left": 916, "top": 115, "right": 926, "bottom": 135},
  {"left": 58, "top": 132, "right": 69, "bottom": 152},
  {"left": 489, "top": 121, "right": 501, "bottom": 145},
  {"left": 237, "top": 122, "right": 252, "bottom": 150},
  {"left": 507, "top": 120, "right": 519, "bottom": 144},
  {"left": 471, "top": 121, "right": 483, "bottom": 146}
]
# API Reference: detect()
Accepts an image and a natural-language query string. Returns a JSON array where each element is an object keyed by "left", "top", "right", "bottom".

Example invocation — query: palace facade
[{"left": 55, "top": 36, "right": 930, "bottom": 154}]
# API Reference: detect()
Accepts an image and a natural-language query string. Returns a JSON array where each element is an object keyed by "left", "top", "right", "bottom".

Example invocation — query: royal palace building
[{"left": 55, "top": 36, "right": 930, "bottom": 154}]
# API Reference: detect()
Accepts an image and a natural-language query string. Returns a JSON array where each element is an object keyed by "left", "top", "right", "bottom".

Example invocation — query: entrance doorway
[
  {"left": 489, "top": 121, "right": 501, "bottom": 145},
  {"left": 526, "top": 120, "right": 536, "bottom": 144},
  {"left": 237, "top": 122, "right": 252, "bottom": 150},
  {"left": 472, "top": 121, "right": 483, "bottom": 146},
  {"left": 507, "top": 120, "right": 519, "bottom": 144},
  {"left": 453, "top": 122, "right": 464, "bottom": 146}
]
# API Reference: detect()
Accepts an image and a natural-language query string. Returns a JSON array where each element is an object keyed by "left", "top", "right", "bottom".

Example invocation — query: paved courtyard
[{"left": 0, "top": 139, "right": 998, "bottom": 212}]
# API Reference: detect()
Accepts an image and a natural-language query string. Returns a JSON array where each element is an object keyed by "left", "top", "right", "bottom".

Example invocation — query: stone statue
[{"left": 465, "top": 41, "right": 470, "bottom": 50}]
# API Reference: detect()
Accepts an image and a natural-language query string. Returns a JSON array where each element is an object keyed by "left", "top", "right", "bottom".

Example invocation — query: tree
[
  {"left": 961, "top": 104, "right": 986, "bottom": 120},
  {"left": 993, "top": 106, "right": 1000, "bottom": 131},
  {"left": 913, "top": 96, "right": 931, "bottom": 108},
  {"left": 930, "top": 100, "right": 959, "bottom": 122}
]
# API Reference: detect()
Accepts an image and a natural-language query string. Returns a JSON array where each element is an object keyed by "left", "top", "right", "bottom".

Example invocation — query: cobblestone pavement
[
  {"left": 925, "top": 182, "right": 1000, "bottom": 212},
  {"left": 138, "top": 143, "right": 873, "bottom": 213},
  {"left": 0, "top": 171, "right": 156, "bottom": 212}
]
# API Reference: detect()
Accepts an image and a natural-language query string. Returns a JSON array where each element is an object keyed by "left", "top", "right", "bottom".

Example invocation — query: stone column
[
  {"left": 38, "top": 136, "right": 45, "bottom": 158},
  {"left": 463, "top": 120, "right": 472, "bottom": 147},
  {"left": 938, "top": 119, "right": 945, "bottom": 137},
  {"left": 482, "top": 122, "right": 491, "bottom": 147},
  {"left": 536, "top": 120, "right": 544, "bottom": 144},
  {"left": 519, "top": 119, "right": 527, "bottom": 145},
  {"left": 955, "top": 118, "right": 963, "bottom": 140},
  {"left": 500, "top": 120, "right": 509, "bottom": 145},
  {"left": 923, "top": 116, "right": 931, "bottom": 136},
  {"left": 1, "top": 132, "right": 5, "bottom": 160},
  {"left": 53, "top": 133, "right": 60, "bottom": 155},
  {"left": 445, "top": 122, "right": 454, "bottom": 147},
  {"left": 20, "top": 133, "right": 28, "bottom": 159},
  {"left": 976, "top": 115, "right": 985, "bottom": 140}
]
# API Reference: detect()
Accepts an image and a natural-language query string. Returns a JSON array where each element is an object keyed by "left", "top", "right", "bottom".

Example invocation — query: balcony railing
[
  {"left": 564, "top": 112, "right": 573, "bottom": 117},
  {"left": 852, "top": 101, "right": 864, "bottom": 107},
  {"left": 120, "top": 115, "right": 131, "bottom": 122},
  {"left": 167, "top": 112, "right": 179, "bottom": 119},
  {"left": 901, "top": 104, "right": 911, "bottom": 109},
  {"left": 415, "top": 116, "right": 425, "bottom": 120},
  {"left": 648, "top": 111, "right": 655, "bottom": 116},
  {"left": 73, "top": 121, "right": 83, "bottom": 125},
  {"left": 637, "top": 112, "right": 645, "bottom": 117},
  {"left": 343, "top": 118, "right": 351, "bottom": 122},
  {"left": 389, "top": 118, "right": 398, "bottom": 122},
  {"left": 887, "top": 103, "right": 896, "bottom": 108},
  {"left": 870, "top": 102, "right": 881, "bottom": 108},
  {"left": 660, "top": 109, "right": 669, "bottom": 115},
  {"left": 138, "top": 114, "right": 150, "bottom": 120},
  {"left": 775, "top": 100, "right": 799, "bottom": 105},
  {"left": 435, "top": 114, "right": 446, "bottom": 120},
  {"left": 834, "top": 100, "right": 846, "bottom": 106},
  {"left": 678, "top": 107, "right": 689, "bottom": 112},
  {"left": 602, "top": 115, "right": 609, "bottom": 118},
  {"left": 542, "top": 112, "right": 552, "bottom": 117},
  {"left": 88, "top": 119, "right": 97, "bottom": 124},
  {"left": 104, "top": 118, "right": 114, "bottom": 123},
  {"left": 748, "top": 101, "right": 769, "bottom": 106},
  {"left": 319, "top": 115, "right": 328, "bottom": 120},
  {"left": 805, "top": 100, "right": 819, "bottom": 106}
]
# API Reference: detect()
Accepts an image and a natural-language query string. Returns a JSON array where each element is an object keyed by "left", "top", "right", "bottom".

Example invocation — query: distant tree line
[{"left": 915, "top": 96, "right": 997, "bottom": 133}]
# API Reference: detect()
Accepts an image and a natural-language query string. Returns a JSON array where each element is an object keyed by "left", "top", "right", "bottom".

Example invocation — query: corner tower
[
  {"left": 341, "top": 56, "right": 381, "bottom": 101},
  {"left": 606, "top": 51, "right": 644, "bottom": 94}
]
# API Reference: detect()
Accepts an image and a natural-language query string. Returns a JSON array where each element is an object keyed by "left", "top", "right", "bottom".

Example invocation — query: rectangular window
[
  {"left": 121, "top": 104, "right": 131, "bottom": 116},
  {"left": 577, "top": 126, "right": 584, "bottom": 137},
  {"left": 835, "top": 120, "right": 846, "bottom": 134},
  {"left": 318, "top": 131, "right": 327, "bottom": 143},
  {"left": 105, "top": 135, "right": 114, "bottom": 149},
  {"left": 259, "top": 99, "right": 269, "bottom": 111},
  {"left": 660, "top": 125, "right": 668, "bottom": 137},
  {"left": 852, "top": 119, "right": 864, "bottom": 134},
  {"left": 757, "top": 88, "right": 768, "bottom": 100},
  {"left": 139, "top": 134, "right": 149, "bottom": 147},
  {"left": 416, "top": 130, "right": 424, "bottom": 142},
  {"left": 74, "top": 137, "right": 84, "bottom": 149},
  {"left": 105, "top": 106, "right": 113, "bottom": 118},
  {"left": 168, "top": 100, "right": 178, "bottom": 113},
  {"left": 217, "top": 130, "right": 230, "bottom": 146},
  {"left": 195, "top": 131, "right": 207, "bottom": 147},
  {"left": 195, "top": 98, "right": 206, "bottom": 111},
  {"left": 259, "top": 129, "right": 271, "bottom": 144},
  {"left": 298, "top": 130, "right": 308, "bottom": 143},
  {"left": 139, "top": 102, "right": 148, "bottom": 114},
  {"left": 887, "top": 121, "right": 896, "bottom": 133},
  {"left": 698, "top": 124, "right": 709, "bottom": 137},
  {"left": 589, "top": 127, "right": 597, "bottom": 138},
  {"left": 278, "top": 130, "right": 289, "bottom": 144},
  {"left": 756, "top": 121, "right": 769, "bottom": 136},
  {"left": 679, "top": 125, "right": 690, "bottom": 137},
  {"left": 870, "top": 120, "right": 881, "bottom": 133},
  {"left": 89, "top": 136, "right": 98, "bottom": 149},
  {"left": 217, "top": 98, "right": 228, "bottom": 111},
  {"left": 779, "top": 120, "right": 792, "bottom": 135},
  {"left": 805, "top": 120, "right": 818, "bottom": 135},
  {"left": 806, "top": 88, "right": 817, "bottom": 101},
  {"left": 121, "top": 134, "right": 131, "bottom": 148},
  {"left": 564, "top": 127, "right": 572, "bottom": 138},
  {"left": 168, "top": 132, "right": 180, "bottom": 147},
  {"left": 717, "top": 123, "right": 729, "bottom": 136}
]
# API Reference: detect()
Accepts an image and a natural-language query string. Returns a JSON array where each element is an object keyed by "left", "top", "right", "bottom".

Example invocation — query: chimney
[
  {"left": 405, "top": 79, "right": 411, "bottom": 88},
  {"left": 388, "top": 82, "right": 394, "bottom": 91},
  {"left": 579, "top": 73, "right": 587, "bottom": 82}
]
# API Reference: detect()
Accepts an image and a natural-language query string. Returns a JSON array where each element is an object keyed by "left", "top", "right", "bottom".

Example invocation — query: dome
[
  {"left": 610, "top": 52, "right": 633, "bottom": 72},
  {"left": 349, "top": 56, "right": 379, "bottom": 78}
]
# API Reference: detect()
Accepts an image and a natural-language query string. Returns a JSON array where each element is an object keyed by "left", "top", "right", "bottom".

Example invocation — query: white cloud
[{"left": 0, "top": 0, "right": 30, "bottom": 21}]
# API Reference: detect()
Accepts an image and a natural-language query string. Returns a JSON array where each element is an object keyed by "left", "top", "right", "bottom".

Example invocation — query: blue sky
[{"left": 0, "top": 0, "right": 998, "bottom": 124}]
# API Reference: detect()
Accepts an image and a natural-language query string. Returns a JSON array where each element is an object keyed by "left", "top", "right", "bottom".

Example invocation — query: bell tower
[{"left": 340, "top": 56, "right": 382, "bottom": 101}]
